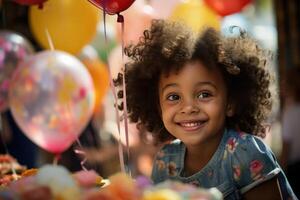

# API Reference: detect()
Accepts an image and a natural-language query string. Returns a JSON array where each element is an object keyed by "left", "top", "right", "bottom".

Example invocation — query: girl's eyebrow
[
  {"left": 161, "top": 81, "right": 217, "bottom": 93},
  {"left": 195, "top": 81, "right": 217, "bottom": 89},
  {"left": 161, "top": 83, "right": 178, "bottom": 94}
]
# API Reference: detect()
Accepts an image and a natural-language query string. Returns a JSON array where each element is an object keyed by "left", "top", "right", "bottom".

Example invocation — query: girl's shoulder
[
  {"left": 223, "top": 129, "right": 277, "bottom": 168},
  {"left": 225, "top": 129, "right": 271, "bottom": 149},
  {"left": 224, "top": 129, "right": 284, "bottom": 193}
]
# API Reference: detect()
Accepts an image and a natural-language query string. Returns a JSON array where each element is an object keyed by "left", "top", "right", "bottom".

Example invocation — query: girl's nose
[{"left": 180, "top": 100, "right": 200, "bottom": 114}]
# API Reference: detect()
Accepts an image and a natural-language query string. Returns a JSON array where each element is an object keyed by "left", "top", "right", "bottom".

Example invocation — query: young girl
[{"left": 114, "top": 20, "right": 297, "bottom": 199}]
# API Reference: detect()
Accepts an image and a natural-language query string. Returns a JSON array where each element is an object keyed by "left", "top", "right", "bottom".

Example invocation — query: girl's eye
[
  {"left": 167, "top": 94, "right": 180, "bottom": 101},
  {"left": 197, "top": 92, "right": 211, "bottom": 99}
]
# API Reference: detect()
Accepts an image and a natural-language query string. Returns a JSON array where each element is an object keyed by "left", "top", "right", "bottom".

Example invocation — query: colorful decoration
[
  {"left": 88, "top": 0, "right": 135, "bottom": 15},
  {"left": 29, "top": 0, "right": 100, "bottom": 54},
  {"left": 79, "top": 45, "right": 110, "bottom": 114},
  {"left": 170, "top": 0, "right": 220, "bottom": 33},
  {"left": 0, "top": 165, "right": 222, "bottom": 199},
  {"left": 0, "top": 31, "right": 34, "bottom": 112},
  {"left": 204, "top": 0, "right": 252, "bottom": 16},
  {"left": 9, "top": 50, "right": 95, "bottom": 154}
]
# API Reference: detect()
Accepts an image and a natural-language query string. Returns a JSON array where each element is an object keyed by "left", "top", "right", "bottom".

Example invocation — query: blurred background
[{"left": 0, "top": 1, "right": 299, "bottom": 195}]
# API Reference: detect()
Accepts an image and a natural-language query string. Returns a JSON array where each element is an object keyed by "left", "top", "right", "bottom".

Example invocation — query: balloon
[
  {"left": 90, "top": 18, "right": 117, "bottom": 63},
  {"left": 29, "top": 0, "right": 100, "bottom": 54},
  {"left": 13, "top": 0, "right": 47, "bottom": 8},
  {"left": 170, "top": 0, "right": 220, "bottom": 33},
  {"left": 116, "top": 1, "right": 155, "bottom": 46},
  {"left": 9, "top": 50, "right": 95, "bottom": 154},
  {"left": 204, "top": 0, "right": 252, "bottom": 16},
  {"left": 79, "top": 46, "right": 110, "bottom": 114},
  {"left": 88, "top": 0, "right": 135, "bottom": 15},
  {"left": 149, "top": 0, "right": 181, "bottom": 19},
  {"left": 0, "top": 31, "right": 34, "bottom": 112}
]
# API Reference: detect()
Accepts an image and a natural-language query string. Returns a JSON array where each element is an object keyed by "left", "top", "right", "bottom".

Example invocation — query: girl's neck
[{"left": 184, "top": 132, "right": 223, "bottom": 176}]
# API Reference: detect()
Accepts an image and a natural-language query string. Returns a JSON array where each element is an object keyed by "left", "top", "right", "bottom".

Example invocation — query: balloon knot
[
  {"left": 38, "top": 3, "right": 44, "bottom": 9},
  {"left": 117, "top": 14, "right": 124, "bottom": 23}
]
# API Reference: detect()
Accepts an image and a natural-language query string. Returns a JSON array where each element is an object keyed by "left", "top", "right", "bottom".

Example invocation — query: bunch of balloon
[
  {"left": 0, "top": 31, "right": 34, "bottom": 112},
  {"left": 29, "top": 0, "right": 100, "bottom": 55},
  {"left": 8, "top": 50, "right": 95, "bottom": 161},
  {"left": 13, "top": 0, "right": 47, "bottom": 8},
  {"left": 115, "top": 0, "right": 156, "bottom": 46},
  {"left": 87, "top": 0, "right": 137, "bottom": 174},
  {"left": 204, "top": 0, "right": 252, "bottom": 17},
  {"left": 169, "top": 0, "right": 220, "bottom": 33},
  {"left": 78, "top": 45, "right": 110, "bottom": 114}
]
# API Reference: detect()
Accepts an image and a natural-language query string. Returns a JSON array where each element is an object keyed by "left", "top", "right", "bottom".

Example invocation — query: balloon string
[
  {"left": 0, "top": 113, "right": 17, "bottom": 180},
  {"left": 117, "top": 13, "right": 131, "bottom": 176},
  {"left": 74, "top": 138, "right": 88, "bottom": 171},
  {"left": 45, "top": 28, "right": 55, "bottom": 51},
  {"left": 103, "top": 11, "right": 126, "bottom": 173},
  {"left": 53, "top": 154, "right": 61, "bottom": 165},
  {"left": 1, "top": 1, "right": 6, "bottom": 28},
  {"left": 103, "top": 8, "right": 107, "bottom": 41}
]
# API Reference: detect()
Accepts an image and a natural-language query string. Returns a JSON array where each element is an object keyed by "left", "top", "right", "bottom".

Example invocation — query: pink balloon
[
  {"left": 9, "top": 50, "right": 95, "bottom": 154},
  {"left": 149, "top": 0, "right": 181, "bottom": 19},
  {"left": 0, "top": 31, "right": 34, "bottom": 112},
  {"left": 116, "top": 1, "right": 156, "bottom": 46}
]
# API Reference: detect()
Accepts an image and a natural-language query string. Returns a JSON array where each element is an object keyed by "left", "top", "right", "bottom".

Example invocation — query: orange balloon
[{"left": 80, "top": 46, "right": 110, "bottom": 114}]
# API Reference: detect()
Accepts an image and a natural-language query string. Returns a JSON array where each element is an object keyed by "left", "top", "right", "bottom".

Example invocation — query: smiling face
[{"left": 159, "top": 61, "right": 233, "bottom": 148}]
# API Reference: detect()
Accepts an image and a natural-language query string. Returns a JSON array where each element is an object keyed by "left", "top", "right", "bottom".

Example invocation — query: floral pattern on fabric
[
  {"left": 249, "top": 160, "right": 263, "bottom": 180},
  {"left": 168, "top": 161, "right": 177, "bottom": 176},
  {"left": 226, "top": 137, "right": 239, "bottom": 153},
  {"left": 156, "top": 160, "right": 166, "bottom": 171},
  {"left": 151, "top": 129, "right": 296, "bottom": 199},
  {"left": 157, "top": 150, "right": 165, "bottom": 158},
  {"left": 223, "top": 136, "right": 239, "bottom": 160},
  {"left": 233, "top": 165, "right": 241, "bottom": 181},
  {"left": 238, "top": 131, "right": 247, "bottom": 140}
]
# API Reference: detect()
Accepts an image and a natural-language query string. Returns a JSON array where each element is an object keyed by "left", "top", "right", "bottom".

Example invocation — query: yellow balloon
[
  {"left": 169, "top": 0, "right": 220, "bottom": 33},
  {"left": 29, "top": 0, "right": 100, "bottom": 54}
]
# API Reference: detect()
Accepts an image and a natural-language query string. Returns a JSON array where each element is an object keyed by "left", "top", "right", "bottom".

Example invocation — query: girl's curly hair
[{"left": 114, "top": 19, "right": 273, "bottom": 144}]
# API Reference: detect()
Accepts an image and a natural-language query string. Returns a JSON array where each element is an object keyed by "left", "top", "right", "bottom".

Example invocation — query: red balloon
[
  {"left": 204, "top": 0, "right": 252, "bottom": 16},
  {"left": 13, "top": 0, "right": 47, "bottom": 7},
  {"left": 88, "top": 0, "right": 135, "bottom": 15}
]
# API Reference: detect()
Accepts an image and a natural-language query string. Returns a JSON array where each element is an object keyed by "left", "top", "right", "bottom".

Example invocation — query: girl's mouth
[{"left": 177, "top": 120, "right": 206, "bottom": 131}]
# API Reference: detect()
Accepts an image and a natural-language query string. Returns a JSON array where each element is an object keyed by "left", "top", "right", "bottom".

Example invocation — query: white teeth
[{"left": 180, "top": 122, "right": 201, "bottom": 127}]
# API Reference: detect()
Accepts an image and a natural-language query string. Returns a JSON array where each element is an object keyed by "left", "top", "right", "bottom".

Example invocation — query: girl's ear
[{"left": 226, "top": 102, "right": 235, "bottom": 117}]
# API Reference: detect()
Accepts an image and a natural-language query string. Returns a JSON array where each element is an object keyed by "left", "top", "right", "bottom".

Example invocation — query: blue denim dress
[{"left": 151, "top": 129, "right": 297, "bottom": 199}]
